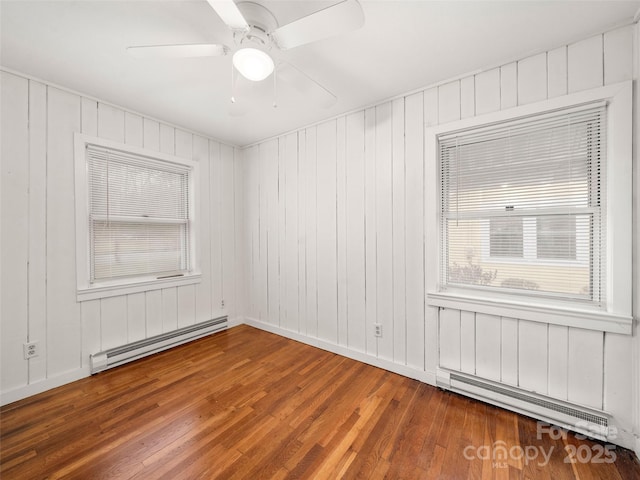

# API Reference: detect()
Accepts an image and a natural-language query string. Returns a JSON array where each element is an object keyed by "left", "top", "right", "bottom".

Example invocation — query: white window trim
[
  {"left": 74, "top": 133, "right": 201, "bottom": 301},
  {"left": 425, "top": 81, "right": 632, "bottom": 335}
]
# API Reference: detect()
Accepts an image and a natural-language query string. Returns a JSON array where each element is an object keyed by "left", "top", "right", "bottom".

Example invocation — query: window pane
[
  {"left": 537, "top": 216, "right": 577, "bottom": 260},
  {"left": 490, "top": 217, "right": 523, "bottom": 258},
  {"left": 92, "top": 221, "right": 188, "bottom": 281},
  {"left": 446, "top": 218, "right": 591, "bottom": 298}
]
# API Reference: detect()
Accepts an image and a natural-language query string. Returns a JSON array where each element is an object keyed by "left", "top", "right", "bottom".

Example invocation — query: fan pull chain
[
  {"left": 272, "top": 64, "right": 278, "bottom": 109},
  {"left": 230, "top": 62, "right": 237, "bottom": 104}
]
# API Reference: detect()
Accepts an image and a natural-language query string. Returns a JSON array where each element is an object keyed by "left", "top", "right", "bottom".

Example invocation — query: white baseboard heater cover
[
  {"left": 90, "top": 316, "right": 227, "bottom": 374},
  {"left": 437, "top": 369, "right": 611, "bottom": 441}
]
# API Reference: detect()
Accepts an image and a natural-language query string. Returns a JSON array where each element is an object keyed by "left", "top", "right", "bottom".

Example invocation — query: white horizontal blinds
[
  {"left": 439, "top": 103, "right": 606, "bottom": 303},
  {"left": 87, "top": 145, "right": 191, "bottom": 282}
]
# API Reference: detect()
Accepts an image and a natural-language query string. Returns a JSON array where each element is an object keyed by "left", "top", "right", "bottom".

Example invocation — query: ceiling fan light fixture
[{"left": 232, "top": 47, "right": 274, "bottom": 81}]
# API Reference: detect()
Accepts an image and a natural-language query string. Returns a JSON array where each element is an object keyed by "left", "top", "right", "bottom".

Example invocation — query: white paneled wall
[
  {"left": 241, "top": 25, "right": 638, "bottom": 447},
  {"left": 0, "top": 73, "right": 241, "bottom": 404}
]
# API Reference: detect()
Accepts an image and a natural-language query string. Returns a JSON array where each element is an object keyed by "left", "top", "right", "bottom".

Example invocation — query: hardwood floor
[{"left": 2, "top": 325, "right": 639, "bottom": 479}]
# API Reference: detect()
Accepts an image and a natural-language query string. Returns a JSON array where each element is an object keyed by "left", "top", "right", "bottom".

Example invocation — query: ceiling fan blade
[
  {"left": 206, "top": 0, "right": 249, "bottom": 31},
  {"left": 127, "top": 44, "right": 228, "bottom": 58},
  {"left": 270, "top": 0, "right": 364, "bottom": 50},
  {"left": 277, "top": 62, "right": 337, "bottom": 109}
]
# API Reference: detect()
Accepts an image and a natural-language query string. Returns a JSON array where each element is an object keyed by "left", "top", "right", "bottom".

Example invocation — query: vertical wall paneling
[
  {"left": 459, "top": 311, "right": 476, "bottom": 375},
  {"left": 475, "top": 68, "right": 501, "bottom": 115},
  {"left": 296, "top": 134, "right": 307, "bottom": 334},
  {"left": 124, "top": 112, "right": 143, "bottom": 146},
  {"left": 81, "top": 97, "right": 98, "bottom": 137},
  {"left": 1, "top": 70, "right": 241, "bottom": 404},
  {"left": 603, "top": 333, "right": 634, "bottom": 427},
  {"left": 517, "top": 52, "right": 547, "bottom": 105},
  {"left": 547, "top": 46, "right": 568, "bottom": 98},
  {"left": 604, "top": 25, "right": 633, "bottom": 85},
  {"left": 27, "top": 81, "right": 48, "bottom": 382},
  {"left": 460, "top": 76, "right": 475, "bottom": 118},
  {"left": 316, "top": 121, "right": 338, "bottom": 342},
  {"left": 143, "top": 118, "right": 160, "bottom": 151},
  {"left": 176, "top": 286, "right": 196, "bottom": 328},
  {"left": 423, "top": 88, "right": 438, "bottom": 127},
  {"left": 193, "top": 135, "right": 212, "bottom": 322},
  {"left": 234, "top": 147, "right": 245, "bottom": 322},
  {"left": 97, "top": 103, "right": 125, "bottom": 141},
  {"left": 124, "top": 112, "right": 143, "bottom": 147},
  {"left": 500, "top": 62, "right": 518, "bottom": 109},
  {"left": 159, "top": 123, "right": 175, "bottom": 155},
  {"left": 283, "top": 133, "right": 299, "bottom": 332},
  {"left": 375, "top": 102, "right": 393, "bottom": 360},
  {"left": 305, "top": 128, "right": 318, "bottom": 336},
  {"left": 437, "top": 81, "right": 461, "bottom": 124},
  {"left": 567, "top": 328, "right": 604, "bottom": 409},
  {"left": 568, "top": 34, "right": 604, "bottom": 93},
  {"left": 126, "top": 293, "right": 146, "bottom": 342},
  {"left": 475, "top": 313, "right": 501, "bottom": 382},
  {"left": 336, "top": 119, "right": 348, "bottom": 345},
  {"left": 277, "top": 138, "right": 287, "bottom": 329},
  {"left": 265, "top": 139, "right": 280, "bottom": 326},
  {"left": 146, "top": 288, "right": 164, "bottom": 338},
  {"left": 405, "top": 92, "right": 425, "bottom": 370},
  {"left": 345, "top": 112, "right": 366, "bottom": 352},
  {"left": 80, "top": 300, "right": 101, "bottom": 362},
  {"left": 391, "top": 98, "right": 406, "bottom": 364},
  {"left": 235, "top": 23, "right": 636, "bottom": 448},
  {"left": 364, "top": 108, "right": 377, "bottom": 354},
  {"left": 221, "top": 144, "right": 236, "bottom": 320},
  {"left": 97, "top": 102, "right": 128, "bottom": 349},
  {"left": 161, "top": 288, "right": 178, "bottom": 333},
  {"left": 46, "top": 87, "right": 82, "bottom": 374},
  {"left": 518, "top": 320, "right": 548, "bottom": 395},
  {"left": 500, "top": 317, "right": 518, "bottom": 386},
  {"left": 101, "top": 297, "right": 128, "bottom": 350},
  {"left": 439, "top": 308, "right": 461, "bottom": 371},
  {"left": 210, "top": 141, "right": 223, "bottom": 317},
  {"left": 246, "top": 146, "right": 260, "bottom": 320},
  {"left": 547, "top": 324, "right": 569, "bottom": 400},
  {"left": 1, "top": 72, "right": 29, "bottom": 391}
]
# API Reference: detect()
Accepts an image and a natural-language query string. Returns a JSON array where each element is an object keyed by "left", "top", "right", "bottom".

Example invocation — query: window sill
[
  {"left": 77, "top": 273, "right": 201, "bottom": 302},
  {"left": 427, "top": 291, "right": 632, "bottom": 335}
]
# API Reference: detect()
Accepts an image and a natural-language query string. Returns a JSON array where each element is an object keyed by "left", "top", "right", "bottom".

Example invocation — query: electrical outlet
[
  {"left": 221, "top": 299, "right": 225, "bottom": 309},
  {"left": 23, "top": 342, "right": 39, "bottom": 359},
  {"left": 374, "top": 324, "right": 382, "bottom": 337}
]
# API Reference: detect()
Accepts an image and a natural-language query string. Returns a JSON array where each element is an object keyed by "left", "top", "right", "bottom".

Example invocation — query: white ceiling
[{"left": 2, "top": 0, "right": 638, "bottom": 146}]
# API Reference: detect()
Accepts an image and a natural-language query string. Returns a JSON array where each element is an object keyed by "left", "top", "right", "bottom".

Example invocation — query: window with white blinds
[
  {"left": 439, "top": 103, "right": 606, "bottom": 304},
  {"left": 86, "top": 144, "right": 192, "bottom": 283}
]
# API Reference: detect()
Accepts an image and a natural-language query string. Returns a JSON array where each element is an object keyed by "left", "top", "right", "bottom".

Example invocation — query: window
[
  {"left": 440, "top": 103, "right": 605, "bottom": 302},
  {"left": 75, "top": 135, "right": 200, "bottom": 300},
  {"left": 425, "top": 82, "right": 632, "bottom": 334}
]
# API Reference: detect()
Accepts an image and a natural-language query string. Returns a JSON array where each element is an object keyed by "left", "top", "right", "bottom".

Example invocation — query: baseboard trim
[
  {"left": 0, "top": 367, "right": 90, "bottom": 407},
  {"left": 1, "top": 316, "right": 244, "bottom": 407},
  {"left": 242, "top": 317, "right": 437, "bottom": 386}
]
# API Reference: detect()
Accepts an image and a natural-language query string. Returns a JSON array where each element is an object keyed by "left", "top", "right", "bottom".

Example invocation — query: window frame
[
  {"left": 425, "top": 81, "right": 632, "bottom": 334},
  {"left": 74, "top": 134, "right": 201, "bottom": 301}
]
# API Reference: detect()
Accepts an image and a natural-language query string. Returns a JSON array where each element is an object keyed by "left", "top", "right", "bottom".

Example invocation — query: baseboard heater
[
  {"left": 436, "top": 368, "right": 611, "bottom": 441},
  {"left": 90, "top": 316, "right": 227, "bottom": 374}
]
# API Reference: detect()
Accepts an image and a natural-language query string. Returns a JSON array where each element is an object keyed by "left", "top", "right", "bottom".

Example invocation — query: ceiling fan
[{"left": 127, "top": 0, "right": 365, "bottom": 112}]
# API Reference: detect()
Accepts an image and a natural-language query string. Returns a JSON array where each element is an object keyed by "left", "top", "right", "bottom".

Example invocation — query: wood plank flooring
[{"left": 1, "top": 325, "right": 639, "bottom": 479}]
